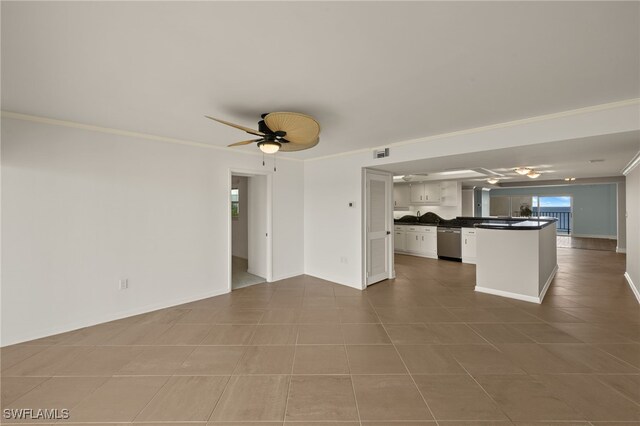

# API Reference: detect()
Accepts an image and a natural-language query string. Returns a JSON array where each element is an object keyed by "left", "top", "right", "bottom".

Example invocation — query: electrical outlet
[{"left": 119, "top": 279, "right": 129, "bottom": 290}]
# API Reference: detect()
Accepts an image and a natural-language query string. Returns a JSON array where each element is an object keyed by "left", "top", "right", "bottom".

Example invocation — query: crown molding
[
  {"left": 622, "top": 151, "right": 640, "bottom": 176},
  {"left": 0, "top": 111, "right": 303, "bottom": 162},
  {"left": 307, "top": 98, "right": 640, "bottom": 162},
  {"left": 4, "top": 97, "right": 638, "bottom": 164}
]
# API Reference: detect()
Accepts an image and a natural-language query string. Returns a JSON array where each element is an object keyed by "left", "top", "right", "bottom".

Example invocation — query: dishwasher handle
[{"left": 438, "top": 228, "right": 461, "bottom": 234}]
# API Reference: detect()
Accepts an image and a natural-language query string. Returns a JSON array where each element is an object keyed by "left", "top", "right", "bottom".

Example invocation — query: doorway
[
  {"left": 534, "top": 196, "right": 572, "bottom": 235},
  {"left": 229, "top": 171, "right": 272, "bottom": 291},
  {"left": 363, "top": 168, "right": 394, "bottom": 287}
]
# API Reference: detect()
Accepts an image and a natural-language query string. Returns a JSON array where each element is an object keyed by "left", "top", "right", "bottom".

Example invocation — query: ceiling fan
[{"left": 205, "top": 112, "right": 320, "bottom": 154}]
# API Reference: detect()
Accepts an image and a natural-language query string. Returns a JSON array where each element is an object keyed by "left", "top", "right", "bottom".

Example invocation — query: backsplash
[{"left": 393, "top": 205, "right": 461, "bottom": 220}]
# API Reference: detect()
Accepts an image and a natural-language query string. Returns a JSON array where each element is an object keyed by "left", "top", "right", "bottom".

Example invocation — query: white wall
[
  {"left": 461, "top": 189, "right": 474, "bottom": 217},
  {"left": 1, "top": 117, "right": 305, "bottom": 345},
  {"left": 617, "top": 181, "right": 627, "bottom": 251},
  {"left": 625, "top": 160, "right": 640, "bottom": 299},
  {"left": 304, "top": 102, "right": 640, "bottom": 288},
  {"left": 231, "top": 176, "right": 248, "bottom": 259},
  {"left": 538, "top": 222, "right": 558, "bottom": 294}
]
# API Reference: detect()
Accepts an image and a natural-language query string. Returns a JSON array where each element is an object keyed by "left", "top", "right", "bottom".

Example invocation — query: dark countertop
[
  {"left": 475, "top": 219, "right": 557, "bottom": 230},
  {"left": 394, "top": 215, "right": 557, "bottom": 230}
]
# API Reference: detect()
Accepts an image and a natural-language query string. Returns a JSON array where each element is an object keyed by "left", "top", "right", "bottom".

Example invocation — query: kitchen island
[{"left": 475, "top": 218, "right": 558, "bottom": 303}]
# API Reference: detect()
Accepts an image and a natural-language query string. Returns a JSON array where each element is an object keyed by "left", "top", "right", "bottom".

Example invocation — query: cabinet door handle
[
  {"left": 465, "top": 238, "right": 467, "bottom": 244},
  {"left": 421, "top": 236, "right": 424, "bottom": 241}
]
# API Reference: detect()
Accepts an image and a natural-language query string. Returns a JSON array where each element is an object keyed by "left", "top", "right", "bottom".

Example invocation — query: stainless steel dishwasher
[{"left": 437, "top": 227, "right": 462, "bottom": 260}]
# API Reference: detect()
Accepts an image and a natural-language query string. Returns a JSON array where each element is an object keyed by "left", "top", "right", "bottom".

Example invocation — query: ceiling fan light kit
[
  {"left": 527, "top": 170, "right": 541, "bottom": 178},
  {"left": 514, "top": 167, "right": 531, "bottom": 175},
  {"left": 258, "top": 140, "right": 281, "bottom": 154}
]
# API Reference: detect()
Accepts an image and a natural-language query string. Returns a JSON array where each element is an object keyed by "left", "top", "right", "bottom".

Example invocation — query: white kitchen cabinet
[
  {"left": 440, "top": 181, "right": 459, "bottom": 207},
  {"left": 394, "top": 230, "right": 406, "bottom": 251},
  {"left": 394, "top": 225, "right": 437, "bottom": 259},
  {"left": 424, "top": 183, "right": 441, "bottom": 203},
  {"left": 406, "top": 231, "right": 422, "bottom": 252},
  {"left": 421, "top": 228, "right": 438, "bottom": 258},
  {"left": 462, "top": 228, "right": 477, "bottom": 264},
  {"left": 409, "top": 182, "right": 441, "bottom": 204},
  {"left": 409, "top": 183, "right": 424, "bottom": 203},
  {"left": 393, "top": 183, "right": 410, "bottom": 209}
]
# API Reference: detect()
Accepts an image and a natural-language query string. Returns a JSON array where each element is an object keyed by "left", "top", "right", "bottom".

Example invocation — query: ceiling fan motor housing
[{"left": 258, "top": 119, "right": 270, "bottom": 134}]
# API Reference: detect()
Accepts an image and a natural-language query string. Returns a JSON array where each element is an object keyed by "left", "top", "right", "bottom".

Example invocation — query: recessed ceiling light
[
  {"left": 527, "top": 170, "right": 541, "bottom": 179},
  {"left": 514, "top": 167, "right": 531, "bottom": 175},
  {"left": 486, "top": 178, "right": 500, "bottom": 184},
  {"left": 564, "top": 177, "right": 576, "bottom": 181}
]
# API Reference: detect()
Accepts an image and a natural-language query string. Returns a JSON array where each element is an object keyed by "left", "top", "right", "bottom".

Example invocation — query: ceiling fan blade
[
  {"left": 279, "top": 137, "right": 319, "bottom": 152},
  {"left": 205, "top": 115, "right": 265, "bottom": 137},
  {"left": 228, "top": 138, "right": 263, "bottom": 147},
  {"left": 264, "top": 112, "right": 320, "bottom": 145}
]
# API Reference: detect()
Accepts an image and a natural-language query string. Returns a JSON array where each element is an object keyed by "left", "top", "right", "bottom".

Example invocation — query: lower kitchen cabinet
[
  {"left": 462, "top": 227, "right": 477, "bottom": 264},
  {"left": 394, "top": 230, "right": 406, "bottom": 251},
  {"left": 394, "top": 225, "right": 437, "bottom": 259}
]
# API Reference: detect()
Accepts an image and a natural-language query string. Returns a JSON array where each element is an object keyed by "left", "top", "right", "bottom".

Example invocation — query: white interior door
[
  {"left": 247, "top": 175, "right": 267, "bottom": 279},
  {"left": 365, "top": 170, "right": 393, "bottom": 286}
]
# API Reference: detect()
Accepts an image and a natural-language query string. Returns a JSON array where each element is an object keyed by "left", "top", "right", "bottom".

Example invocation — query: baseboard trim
[
  {"left": 304, "top": 272, "right": 364, "bottom": 291},
  {"left": 394, "top": 250, "right": 438, "bottom": 260},
  {"left": 570, "top": 233, "right": 617, "bottom": 240},
  {"left": 616, "top": 247, "right": 627, "bottom": 253},
  {"left": 271, "top": 271, "right": 305, "bottom": 282},
  {"left": 475, "top": 286, "right": 541, "bottom": 304},
  {"left": 1, "top": 287, "right": 230, "bottom": 347},
  {"left": 624, "top": 272, "right": 640, "bottom": 304},
  {"left": 538, "top": 264, "right": 559, "bottom": 303}
]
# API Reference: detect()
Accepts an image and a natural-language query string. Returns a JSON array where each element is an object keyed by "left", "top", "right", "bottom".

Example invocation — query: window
[{"left": 231, "top": 188, "right": 239, "bottom": 218}]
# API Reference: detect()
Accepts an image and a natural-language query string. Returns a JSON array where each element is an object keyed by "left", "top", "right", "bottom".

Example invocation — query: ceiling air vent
[{"left": 373, "top": 148, "right": 390, "bottom": 159}]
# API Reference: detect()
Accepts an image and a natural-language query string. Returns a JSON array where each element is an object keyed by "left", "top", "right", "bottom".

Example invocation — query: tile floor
[
  {"left": 232, "top": 256, "right": 266, "bottom": 289},
  {"left": 1, "top": 247, "right": 638, "bottom": 425}
]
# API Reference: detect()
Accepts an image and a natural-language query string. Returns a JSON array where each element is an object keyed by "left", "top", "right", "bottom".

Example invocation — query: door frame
[
  {"left": 361, "top": 168, "right": 395, "bottom": 288},
  {"left": 227, "top": 168, "right": 273, "bottom": 292}
]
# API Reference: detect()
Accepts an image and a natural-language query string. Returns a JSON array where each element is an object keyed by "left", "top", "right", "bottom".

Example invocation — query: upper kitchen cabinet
[
  {"left": 409, "top": 182, "right": 441, "bottom": 204},
  {"left": 394, "top": 183, "right": 410, "bottom": 209},
  {"left": 440, "top": 181, "right": 460, "bottom": 207}
]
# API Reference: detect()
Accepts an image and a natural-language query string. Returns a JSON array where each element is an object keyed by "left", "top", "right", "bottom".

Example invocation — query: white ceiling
[
  {"left": 381, "top": 131, "right": 640, "bottom": 186},
  {"left": 2, "top": 2, "right": 639, "bottom": 159}
]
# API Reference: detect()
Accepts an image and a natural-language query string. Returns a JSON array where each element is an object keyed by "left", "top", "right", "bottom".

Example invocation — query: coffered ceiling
[{"left": 382, "top": 131, "right": 640, "bottom": 186}]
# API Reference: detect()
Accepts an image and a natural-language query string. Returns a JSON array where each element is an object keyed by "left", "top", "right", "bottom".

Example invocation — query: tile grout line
[
  {"left": 337, "top": 284, "right": 365, "bottom": 426},
  {"left": 281, "top": 312, "right": 300, "bottom": 424},
  {"left": 456, "top": 362, "right": 516, "bottom": 423},
  {"left": 372, "top": 304, "right": 440, "bottom": 426}
]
